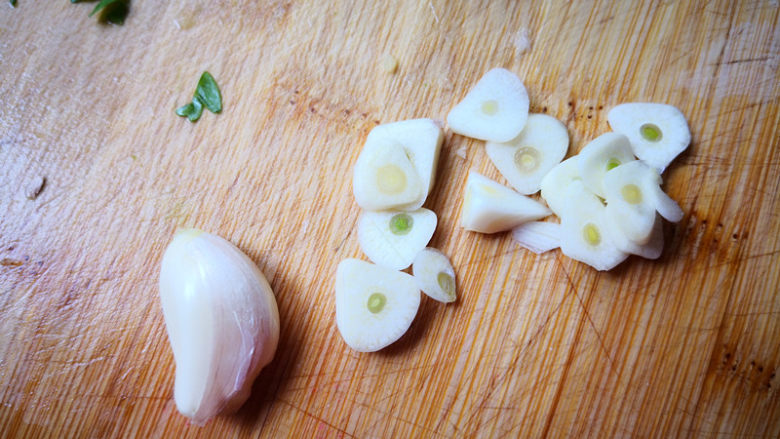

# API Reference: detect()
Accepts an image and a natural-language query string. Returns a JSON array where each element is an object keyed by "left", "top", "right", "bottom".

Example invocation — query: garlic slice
[
  {"left": 485, "top": 113, "right": 569, "bottom": 194},
  {"left": 606, "top": 213, "right": 665, "bottom": 260},
  {"left": 335, "top": 259, "right": 421, "bottom": 352},
  {"left": 461, "top": 171, "right": 552, "bottom": 234},
  {"left": 353, "top": 138, "right": 424, "bottom": 211},
  {"left": 511, "top": 221, "right": 561, "bottom": 254},
  {"left": 602, "top": 160, "right": 662, "bottom": 244},
  {"left": 558, "top": 182, "right": 628, "bottom": 271},
  {"left": 412, "top": 248, "right": 457, "bottom": 303},
  {"left": 577, "top": 132, "right": 636, "bottom": 198},
  {"left": 366, "top": 119, "right": 444, "bottom": 209},
  {"left": 159, "top": 229, "right": 280, "bottom": 425},
  {"left": 607, "top": 102, "right": 691, "bottom": 173},
  {"left": 446, "top": 68, "right": 530, "bottom": 142},
  {"left": 539, "top": 156, "right": 581, "bottom": 216},
  {"left": 357, "top": 208, "right": 437, "bottom": 270}
]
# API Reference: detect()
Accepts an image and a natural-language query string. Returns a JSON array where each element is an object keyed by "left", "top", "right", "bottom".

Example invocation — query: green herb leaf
[
  {"left": 10, "top": 0, "right": 17, "bottom": 7},
  {"left": 195, "top": 72, "right": 222, "bottom": 114},
  {"left": 176, "top": 97, "right": 204, "bottom": 123},
  {"left": 78, "top": 0, "right": 129, "bottom": 25}
]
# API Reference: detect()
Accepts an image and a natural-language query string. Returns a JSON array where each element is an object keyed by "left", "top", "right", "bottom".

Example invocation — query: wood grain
[{"left": 1, "top": 0, "right": 778, "bottom": 437}]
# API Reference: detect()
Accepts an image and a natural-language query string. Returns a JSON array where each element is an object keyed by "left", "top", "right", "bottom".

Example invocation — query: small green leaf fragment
[
  {"left": 10, "top": 0, "right": 17, "bottom": 7},
  {"left": 88, "top": 0, "right": 129, "bottom": 25},
  {"left": 195, "top": 72, "right": 222, "bottom": 114},
  {"left": 176, "top": 97, "right": 204, "bottom": 122}
]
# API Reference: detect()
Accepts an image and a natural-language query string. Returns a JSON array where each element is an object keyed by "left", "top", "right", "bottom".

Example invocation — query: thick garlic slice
[
  {"left": 412, "top": 248, "right": 457, "bottom": 303},
  {"left": 366, "top": 119, "right": 444, "bottom": 209},
  {"left": 607, "top": 102, "right": 691, "bottom": 173},
  {"left": 485, "top": 113, "right": 569, "bottom": 194},
  {"left": 159, "top": 229, "right": 280, "bottom": 425},
  {"left": 353, "top": 138, "right": 424, "bottom": 211},
  {"left": 606, "top": 213, "right": 665, "bottom": 260},
  {"left": 602, "top": 160, "right": 662, "bottom": 244},
  {"left": 461, "top": 171, "right": 551, "bottom": 233},
  {"left": 577, "top": 132, "right": 635, "bottom": 198},
  {"left": 511, "top": 221, "right": 561, "bottom": 254},
  {"left": 357, "top": 208, "right": 437, "bottom": 270},
  {"left": 335, "top": 259, "right": 420, "bottom": 352},
  {"left": 539, "top": 156, "right": 581, "bottom": 216},
  {"left": 558, "top": 182, "right": 628, "bottom": 270},
  {"left": 446, "top": 68, "right": 530, "bottom": 142}
]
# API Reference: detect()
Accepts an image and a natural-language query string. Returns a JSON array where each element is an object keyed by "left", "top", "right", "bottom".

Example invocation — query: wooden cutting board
[{"left": 1, "top": 1, "right": 778, "bottom": 437}]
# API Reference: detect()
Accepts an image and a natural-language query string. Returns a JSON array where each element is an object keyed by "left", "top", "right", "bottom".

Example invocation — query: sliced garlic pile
[
  {"left": 337, "top": 118, "right": 458, "bottom": 352},
  {"left": 447, "top": 67, "right": 689, "bottom": 271}
]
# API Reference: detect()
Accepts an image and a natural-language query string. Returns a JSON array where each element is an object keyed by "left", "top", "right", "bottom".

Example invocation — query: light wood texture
[{"left": 1, "top": 1, "right": 778, "bottom": 437}]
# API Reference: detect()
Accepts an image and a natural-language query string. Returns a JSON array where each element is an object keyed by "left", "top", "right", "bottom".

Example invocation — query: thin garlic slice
[
  {"left": 602, "top": 160, "right": 662, "bottom": 244},
  {"left": 353, "top": 138, "right": 424, "bottom": 211},
  {"left": 606, "top": 213, "right": 665, "bottom": 260},
  {"left": 461, "top": 171, "right": 552, "bottom": 234},
  {"left": 511, "top": 221, "right": 561, "bottom": 254},
  {"left": 558, "top": 181, "right": 628, "bottom": 271},
  {"left": 412, "top": 248, "right": 457, "bottom": 303},
  {"left": 607, "top": 102, "right": 691, "bottom": 173},
  {"left": 446, "top": 68, "right": 530, "bottom": 142},
  {"left": 577, "top": 132, "right": 636, "bottom": 198},
  {"left": 335, "top": 259, "right": 420, "bottom": 352},
  {"left": 159, "top": 229, "right": 280, "bottom": 425},
  {"left": 650, "top": 184, "right": 684, "bottom": 222},
  {"left": 366, "top": 119, "right": 444, "bottom": 209},
  {"left": 485, "top": 113, "right": 569, "bottom": 194},
  {"left": 539, "top": 156, "right": 581, "bottom": 216},
  {"left": 357, "top": 208, "right": 437, "bottom": 270}
]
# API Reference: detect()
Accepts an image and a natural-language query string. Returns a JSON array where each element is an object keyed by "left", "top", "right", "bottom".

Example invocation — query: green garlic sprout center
[
  {"left": 621, "top": 184, "right": 642, "bottom": 204},
  {"left": 514, "top": 146, "right": 541, "bottom": 173},
  {"left": 606, "top": 158, "right": 621, "bottom": 171},
  {"left": 389, "top": 213, "right": 414, "bottom": 235},
  {"left": 640, "top": 123, "right": 663, "bottom": 142},
  {"left": 367, "top": 292, "right": 387, "bottom": 314},
  {"left": 582, "top": 223, "right": 601, "bottom": 246},
  {"left": 481, "top": 100, "right": 499, "bottom": 116},
  {"left": 376, "top": 164, "right": 407, "bottom": 194},
  {"left": 437, "top": 272, "right": 455, "bottom": 298}
]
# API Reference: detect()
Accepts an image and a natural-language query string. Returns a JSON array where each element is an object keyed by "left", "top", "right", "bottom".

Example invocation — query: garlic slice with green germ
[
  {"left": 335, "top": 259, "right": 421, "bottom": 352},
  {"left": 366, "top": 119, "right": 444, "bottom": 209},
  {"left": 607, "top": 102, "right": 691, "bottom": 173},
  {"left": 446, "top": 68, "right": 530, "bottom": 142},
  {"left": 353, "top": 138, "right": 424, "bottom": 211},
  {"left": 577, "top": 132, "right": 636, "bottom": 198},
  {"left": 539, "top": 156, "right": 581, "bottom": 216},
  {"left": 559, "top": 181, "right": 628, "bottom": 270},
  {"left": 159, "top": 229, "right": 280, "bottom": 426},
  {"left": 602, "top": 160, "right": 662, "bottom": 244},
  {"left": 412, "top": 248, "right": 457, "bottom": 303},
  {"left": 461, "top": 171, "right": 551, "bottom": 234},
  {"left": 511, "top": 221, "right": 561, "bottom": 254},
  {"left": 357, "top": 208, "right": 437, "bottom": 270},
  {"left": 485, "top": 113, "right": 569, "bottom": 195}
]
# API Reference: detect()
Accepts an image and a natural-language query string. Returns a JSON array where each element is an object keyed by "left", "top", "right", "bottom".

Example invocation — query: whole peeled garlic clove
[{"left": 159, "top": 229, "right": 280, "bottom": 426}]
